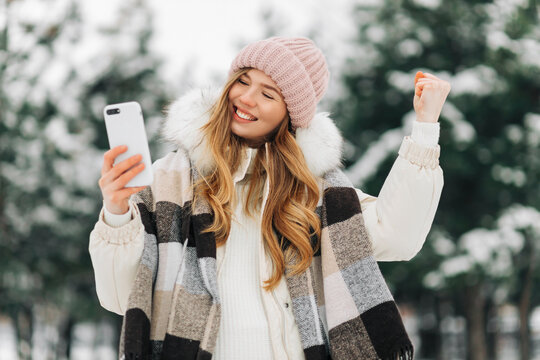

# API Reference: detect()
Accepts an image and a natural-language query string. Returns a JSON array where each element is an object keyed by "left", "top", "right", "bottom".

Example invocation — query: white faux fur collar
[{"left": 162, "top": 87, "right": 343, "bottom": 177}]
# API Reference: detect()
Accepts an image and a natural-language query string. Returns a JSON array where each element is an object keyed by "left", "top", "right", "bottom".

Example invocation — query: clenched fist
[{"left": 413, "top": 71, "right": 451, "bottom": 123}]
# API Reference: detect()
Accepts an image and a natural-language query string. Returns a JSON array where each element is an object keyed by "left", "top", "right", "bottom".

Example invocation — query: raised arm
[
  {"left": 360, "top": 71, "right": 450, "bottom": 261},
  {"left": 357, "top": 134, "right": 443, "bottom": 261}
]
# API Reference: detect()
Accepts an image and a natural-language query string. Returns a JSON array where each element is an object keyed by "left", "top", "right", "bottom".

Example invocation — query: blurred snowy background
[{"left": 1, "top": 0, "right": 539, "bottom": 359}]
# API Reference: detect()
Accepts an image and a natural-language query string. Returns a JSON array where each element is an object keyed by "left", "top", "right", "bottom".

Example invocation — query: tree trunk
[
  {"left": 15, "top": 306, "right": 33, "bottom": 360},
  {"left": 486, "top": 303, "right": 498, "bottom": 360},
  {"left": 518, "top": 233, "right": 535, "bottom": 360},
  {"left": 465, "top": 282, "right": 487, "bottom": 360},
  {"left": 56, "top": 315, "right": 74, "bottom": 360}
]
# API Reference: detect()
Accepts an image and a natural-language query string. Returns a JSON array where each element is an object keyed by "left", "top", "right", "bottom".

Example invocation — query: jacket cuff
[
  {"left": 411, "top": 120, "right": 440, "bottom": 146},
  {"left": 103, "top": 202, "right": 133, "bottom": 228},
  {"left": 94, "top": 202, "right": 143, "bottom": 245},
  {"left": 398, "top": 136, "right": 440, "bottom": 169}
]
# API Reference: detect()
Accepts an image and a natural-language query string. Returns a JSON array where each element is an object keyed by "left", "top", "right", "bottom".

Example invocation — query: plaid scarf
[{"left": 118, "top": 148, "right": 413, "bottom": 360}]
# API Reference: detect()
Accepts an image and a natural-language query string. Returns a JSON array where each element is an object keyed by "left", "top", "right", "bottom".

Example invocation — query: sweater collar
[
  {"left": 161, "top": 87, "right": 343, "bottom": 177},
  {"left": 233, "top": 147, "right": 256, "bottom": 183}
]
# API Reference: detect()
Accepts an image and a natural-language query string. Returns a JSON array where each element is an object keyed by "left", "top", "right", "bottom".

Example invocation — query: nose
[{"left": 239, "top": 89, "right": 256, "bottom": 108}]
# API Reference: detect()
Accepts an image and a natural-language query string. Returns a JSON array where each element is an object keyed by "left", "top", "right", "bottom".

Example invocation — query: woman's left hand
[{"left": 413, "top": 71, "right": 451, "bottom": 123}]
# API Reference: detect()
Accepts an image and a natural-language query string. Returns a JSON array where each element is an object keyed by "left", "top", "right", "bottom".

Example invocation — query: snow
[
  {"left": 493, "top": 286, "right": 510, "bottom": 305},
  {"left": 524, "top": 113, "right": 540, "bottom": 146},
  {"left": 355, "top": 0, "right": 382, "bottom": 7},
  {"left": 89, "top": 95, "right": 108, "bottom": 120},
  {"left": 387, "top": 70, "right": 419, "bottom": 92},
  {"left": 344, "top": 126, "right": 406, "bottom": 186},
  {"left": 343, "top": 107, "right": 420, "bottom": 187},
  {"left": 1, "top": 161, "right": 42, "bottom": 193},
  {"left": 53, "top": 95, "right": 82, "bottom": 119},
  {"left": 52, "top": 149, "right": 103, "bottom": 191},
  {"left": 396, "top": 38, "right": 423, "bottom": 58},
  {"left": 440, "top": 255, "right": 474, "bottom": 277},
  {"left": 491, "top": 164, "right": 527, "bottom": 187},
  {"left": 5, "top": 79, "right": 31, "bottom": 109},
  {"left": 525, "top": 113, "right": 540, "bottom": 132},
  {"left": 496, "top": 304, "right": 520, "bottom": 333},
  {"left": 440, "top": 102, "right": 476, "bottom": 143},
  {"left": 44, "top": 117, "right": 96, "bottom": 154},
  {"left": 484, "top": 0, "right": 540, "bottom": 69},
  {"left": 343, "top": 43, "right": 381, "bottom": 75},
  {"left": 424, "top": 204, "right": 538, "bottom": 290},
  {"left": 531, "top": 307, "right": 540, "bottom": 333},
  {"left": 440, "top": 316, "right": 466, "bottom": 334},
  {"left": 7, "top": 2, "right": 39, "bottom": 51},
  {"left": 40, "top": 58, "right": 71, "bottom": 93},
  {"left": 32, "top": 205, "right": 59, "bottom": 225},
  {"left": 365, "top": 25, "right": 386, "bottom": 44},
  {"left": 504, "top": 124, "right": 524, "bottom": 144},
  {"left": 497, "top": 205, "right": 540, "bottom": 234},
  {"left": 387, "top": 66, "right": 504, "bottom": 146},
  {"left": 23, "top": 46, "right": 51, "bottom": 81},
  {"left": 20, "top": 117, "right": 39, "bottom": 137},
  {"left": 2, "top": 111, "right": 17, "bottom": 130},
  {"left": 415, "top": 26, "right": 434, "bottom": 45},
  {"left": 458, "top": 227, "right": 524, "bottom": 276},
  {"left": 519, "top": 38, "right": 540, "bottom": 68},
  {"left": 412, "top": 0, "right": 442, "bottom": 10},
  {"left": 450, "top": 65, "right": 506, "bottom": 96},
  {"left": 432, "top": 205, "right": 536, "bottom": 282},
  {"left": 486, "top": 31, "right": 510, "bottom": 50},
  {"left": 0, "top": 318, "right": 18, "bottom": 360},
  {"left": 486, "top": 34, "right": 540, "bottom": 69},
  {"left": 70, "top": 322, "right": 117, "bottom": 360},
  {"left": 0, "top": 5, "right": 6, "bottom": 29},
  {"left": 9, "top": 0, "right": 71, "bottom": 28},
  {"left": 423, "top": 271, "right": 445, "bottom": 289},
  {"left": 432, "top": 232, "right": 456, "bottom": 256}
]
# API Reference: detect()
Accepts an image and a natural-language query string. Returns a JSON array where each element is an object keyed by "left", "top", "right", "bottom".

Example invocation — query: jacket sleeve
[
  {"left": 357, "top": 136, "right": 444, "bottom": 261},
  {"left": 88, "top": 199, "right": 146, "bottom": 315}
]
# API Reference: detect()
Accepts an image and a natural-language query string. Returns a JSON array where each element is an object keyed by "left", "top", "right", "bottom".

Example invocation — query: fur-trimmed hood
[{"left": 161, "top": 87, "right": 343, "bottom": 177}]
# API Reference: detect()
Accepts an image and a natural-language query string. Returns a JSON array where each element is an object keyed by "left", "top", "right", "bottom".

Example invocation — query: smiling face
[{"left": 228, "top": 69, "right": 288, "bottom": 143}]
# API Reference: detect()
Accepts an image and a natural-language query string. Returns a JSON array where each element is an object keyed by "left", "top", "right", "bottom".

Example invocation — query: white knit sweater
[
  {"left": 96, "top": 121, "right": 441, "bottom": 359},
  {"left": 213, "top": 184, "right": 274, "bottom": 359}
]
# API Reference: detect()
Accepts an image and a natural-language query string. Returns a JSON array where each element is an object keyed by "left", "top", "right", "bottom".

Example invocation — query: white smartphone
[{"left": 103, "top": 101, "right": 153, "bottom": 187}]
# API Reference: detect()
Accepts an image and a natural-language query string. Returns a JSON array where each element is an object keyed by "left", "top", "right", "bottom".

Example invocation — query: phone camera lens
[{"left": 107, "top": 108, "right": 121, "bottom": 115}]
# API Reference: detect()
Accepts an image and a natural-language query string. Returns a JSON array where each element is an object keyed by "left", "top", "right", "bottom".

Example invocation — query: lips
[{"left": 233, "top": 106, "right": 258, "bottom": 121}]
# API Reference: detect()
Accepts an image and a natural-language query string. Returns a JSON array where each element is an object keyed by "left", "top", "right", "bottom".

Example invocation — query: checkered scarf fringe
[{"left": 119, "top": 151, "right": 413, "bottom": 360}]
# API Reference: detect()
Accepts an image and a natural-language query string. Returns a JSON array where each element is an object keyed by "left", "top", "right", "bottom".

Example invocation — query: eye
[
  {"left": 263, "top": 93, "right": 274, "bottom": 100},
  {"left": 238, "top": 79, "right": 248, "bottom": 85}
]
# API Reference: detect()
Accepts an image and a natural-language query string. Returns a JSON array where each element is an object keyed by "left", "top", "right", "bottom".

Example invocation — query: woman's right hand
[{"left": 99, "top": 145, "right": 147, "bottom": 215}]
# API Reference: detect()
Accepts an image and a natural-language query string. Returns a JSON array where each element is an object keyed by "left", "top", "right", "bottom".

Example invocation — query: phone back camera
[{"left": 107, "top": 108, "right": 121, "bottom": 115}]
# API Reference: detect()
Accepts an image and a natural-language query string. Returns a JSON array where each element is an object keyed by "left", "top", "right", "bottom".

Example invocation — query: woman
[{"left": 90, "top": 37, "right": 449, "bottom": 360}]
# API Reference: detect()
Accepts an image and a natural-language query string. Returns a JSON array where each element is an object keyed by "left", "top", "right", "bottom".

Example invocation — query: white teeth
[{"left": 236, "top": 108, "right": 256, "bottom": 121}]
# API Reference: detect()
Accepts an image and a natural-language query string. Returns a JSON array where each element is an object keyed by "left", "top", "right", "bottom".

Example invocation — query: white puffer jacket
[{"left": 89, "top": 88, "right": 444, "bottom": 359}]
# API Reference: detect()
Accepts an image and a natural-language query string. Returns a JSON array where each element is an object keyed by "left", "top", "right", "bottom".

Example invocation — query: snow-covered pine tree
[
  {"left": 335, "top": 0, "right": 540, "bottom": 358},
  {"left": 0, "top": 0, "right": 170, "bottom": 358}
]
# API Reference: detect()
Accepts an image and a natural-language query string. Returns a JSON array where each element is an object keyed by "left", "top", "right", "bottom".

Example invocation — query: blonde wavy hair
[{"left": 194, "top": 68, "right": 322, "bottom": 291}]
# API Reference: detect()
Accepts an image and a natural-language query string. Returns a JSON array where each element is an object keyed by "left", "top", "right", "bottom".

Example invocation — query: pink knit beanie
[{"left": 229, "top": 36, "right": 329, "bottom": 128}]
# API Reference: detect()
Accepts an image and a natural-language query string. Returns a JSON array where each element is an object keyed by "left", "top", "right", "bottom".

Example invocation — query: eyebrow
[{"left": 243, "top": 73, "right": 281, "bottom": 95}]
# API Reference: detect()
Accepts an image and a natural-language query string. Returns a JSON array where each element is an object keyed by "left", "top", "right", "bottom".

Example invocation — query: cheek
[
  {"left": 261, "top": 107, "right": 283, "bottom": 127},
  {"left": 228, "top": 85, "right": 240, "bottom": 100},
  {"left": 269, "top": 105, "right": 287, "bottom": 126}
]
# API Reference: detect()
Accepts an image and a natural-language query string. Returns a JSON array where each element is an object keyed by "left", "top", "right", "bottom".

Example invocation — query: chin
[
  {"left": 231, "top": 125, "right": 266, "bottom": 146},
  {"left": 230, "top": 123, "right": 252, "bottom": 138}
]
